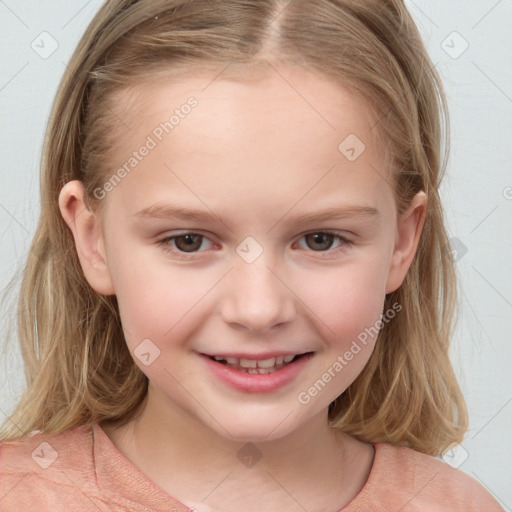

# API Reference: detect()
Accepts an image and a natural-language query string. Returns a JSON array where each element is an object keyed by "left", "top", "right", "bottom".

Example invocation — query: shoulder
[
  {"left": 346, "top": 442, "right": 504, "bottom": 512},
  {"left": 0, "top": 425, "right": 107, "bottom": 511}
]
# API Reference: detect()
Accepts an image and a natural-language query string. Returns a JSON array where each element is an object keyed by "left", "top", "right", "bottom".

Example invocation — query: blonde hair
[{"left": 0, "top": 0, "right": 467, "bottom": 455}]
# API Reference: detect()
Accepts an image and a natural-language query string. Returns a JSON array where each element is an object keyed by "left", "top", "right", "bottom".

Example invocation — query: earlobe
[
  {"left": 385, "top": 191, "right": 427, "bottom": 294},
  {"left": 58, "top": 180, "right": 115, "bottom": 295}
]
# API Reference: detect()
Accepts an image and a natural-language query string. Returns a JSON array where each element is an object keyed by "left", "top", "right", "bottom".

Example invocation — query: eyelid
[
  {"left": 157, "top": 230, "right": 216, "bottom": 248},
  {"left": 156, "top": 231, "right": 216, "bottom": 261},
  {"left": 293, "top": 230, "right": 353, "bottom": 254}
]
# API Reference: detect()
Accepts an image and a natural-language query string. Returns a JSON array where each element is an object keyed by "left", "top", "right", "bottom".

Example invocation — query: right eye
[{"left": 157, "top": 232, "right": 215, "bottom": 256}]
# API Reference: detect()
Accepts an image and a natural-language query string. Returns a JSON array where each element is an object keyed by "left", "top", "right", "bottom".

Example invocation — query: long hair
[{"left": 0, "top": 0, "right": 467, "bottom": 455}]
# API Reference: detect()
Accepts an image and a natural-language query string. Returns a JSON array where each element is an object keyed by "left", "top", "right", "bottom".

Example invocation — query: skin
[{"left": 59, "top": 64, "right": 427, "bottom": 512}]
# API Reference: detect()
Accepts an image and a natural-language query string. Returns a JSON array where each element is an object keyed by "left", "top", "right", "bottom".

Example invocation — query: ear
[
  {"left": 385, "top": 191, "right": 427, "bottom": 294},
  {"left": 58, "top": 180, "right": 115, "bottom": 295}
]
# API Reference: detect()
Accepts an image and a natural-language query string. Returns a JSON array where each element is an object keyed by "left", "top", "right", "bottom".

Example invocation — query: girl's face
[{"left": 63, "top": 65, "right": 425, "bottom": 441}]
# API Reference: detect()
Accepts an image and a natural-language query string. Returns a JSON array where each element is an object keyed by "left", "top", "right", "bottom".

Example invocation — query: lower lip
[{"left": 199, "top": 353, "right": 313, "bottom": 393}]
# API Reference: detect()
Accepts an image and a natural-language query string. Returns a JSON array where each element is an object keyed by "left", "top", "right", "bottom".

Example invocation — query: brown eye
[
  {"left": 295, "top": 231, "right": 352, "bottom": 255},
  {"left": 157, "top": 231, "right": 215, "bottom": 260},
  {"left": 173, "top": 234, "right": 204, "bottom": 252},
  {"left": 304, "top": 232, "right": 336, "bottom": 251}
]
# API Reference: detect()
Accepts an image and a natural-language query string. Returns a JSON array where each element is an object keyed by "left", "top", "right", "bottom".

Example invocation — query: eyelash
[{"left": 156, "top": 230, "right": 353, "bottom": 259}]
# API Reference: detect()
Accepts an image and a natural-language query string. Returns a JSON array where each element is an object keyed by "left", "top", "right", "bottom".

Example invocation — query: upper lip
[{"left": 199, "top": 351, "right": 311, "bottom": 360}]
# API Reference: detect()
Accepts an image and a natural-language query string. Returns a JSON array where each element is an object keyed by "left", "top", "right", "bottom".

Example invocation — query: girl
[{"left": 0, "top": 0, "right": 503, "bottom": 511}]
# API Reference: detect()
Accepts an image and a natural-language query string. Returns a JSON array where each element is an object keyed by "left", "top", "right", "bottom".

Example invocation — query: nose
[{"left": 219, "top": 252, "right": 296, "bottom": 334}]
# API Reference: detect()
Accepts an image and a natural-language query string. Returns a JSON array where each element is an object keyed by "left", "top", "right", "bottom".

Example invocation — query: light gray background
[{"left": 1, "top": 0, "right": 511, "bottom": 508}]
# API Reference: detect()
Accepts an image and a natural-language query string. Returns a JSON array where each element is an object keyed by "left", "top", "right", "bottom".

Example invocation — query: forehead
[
  {"left": 103, "top": 64, "right": 393, "bottom": 217},
  {"left": 112, "top": 62, "right": 381, "bottom": 150}
]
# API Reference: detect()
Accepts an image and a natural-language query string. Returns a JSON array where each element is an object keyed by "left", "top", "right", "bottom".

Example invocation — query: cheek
[
  {"left": 110, "top": 263, "right": 216, "bottom": 382},
  {"left": 292, "top": 263, "right": 388, "bottom": 407},
  {"left": 108, "top": 253, "right": 211, "bottom": 348},
  {"left": 292, "top": 258, "right": 385, "bottom": 384},
  {"left": 294, "top": 258, "right": 388, "bottom": 347}
]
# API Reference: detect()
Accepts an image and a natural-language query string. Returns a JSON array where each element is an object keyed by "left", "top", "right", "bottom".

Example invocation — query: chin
[{"left": 204, "top": 408, "right": 308, "bottom": 444}]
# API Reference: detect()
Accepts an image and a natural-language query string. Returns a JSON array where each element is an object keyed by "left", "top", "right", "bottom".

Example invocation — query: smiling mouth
[{"left": 204, "top": 353, "right": 312, "bottom": 374}]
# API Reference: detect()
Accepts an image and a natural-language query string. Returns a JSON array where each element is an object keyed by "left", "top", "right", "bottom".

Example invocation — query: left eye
[{"left": 297, "top": 232, "right": 347, "bottom": 252}]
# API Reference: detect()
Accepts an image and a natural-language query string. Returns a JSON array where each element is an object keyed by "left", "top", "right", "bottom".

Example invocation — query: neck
[{"left": 101, "top": 385, "right": 373, "bottom": 512}]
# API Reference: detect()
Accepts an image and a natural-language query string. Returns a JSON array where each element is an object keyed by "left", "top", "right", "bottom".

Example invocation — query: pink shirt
[{"left": 0, "top": 424, "right": 503, "bottom": 511}]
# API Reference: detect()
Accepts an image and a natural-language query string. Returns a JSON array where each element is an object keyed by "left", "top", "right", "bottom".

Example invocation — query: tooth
[
  {"left": 283, "top": 354, "right": 295, "bottom": 363},
  {"left": 226, "top": 357, "right": 238, "bottom": 365},
  {"left": 257, "top": 357, "right": 276, "bottom": 368},
  {"left": 275, "top": 356, "right": 284, "bottom": 365},
  {"left": 239, "top": 358, "right": 257, "bottom": 368},
  {"left": 214, "top": 356, "right": 224, "bottom": 361},
  {"left": 257, "top": 367, "right": 274, "bottom": 374}
]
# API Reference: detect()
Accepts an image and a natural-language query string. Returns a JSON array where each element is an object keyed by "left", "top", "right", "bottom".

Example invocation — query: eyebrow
[
  {"left": 134, "top": 203, "right": 379, "bottom": 225},
  {"left": 134, "top": 204, "right": 224, "bottom": 223},
  {"left": 278, "top": 205, "right": 379, "bottom": 226}
]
